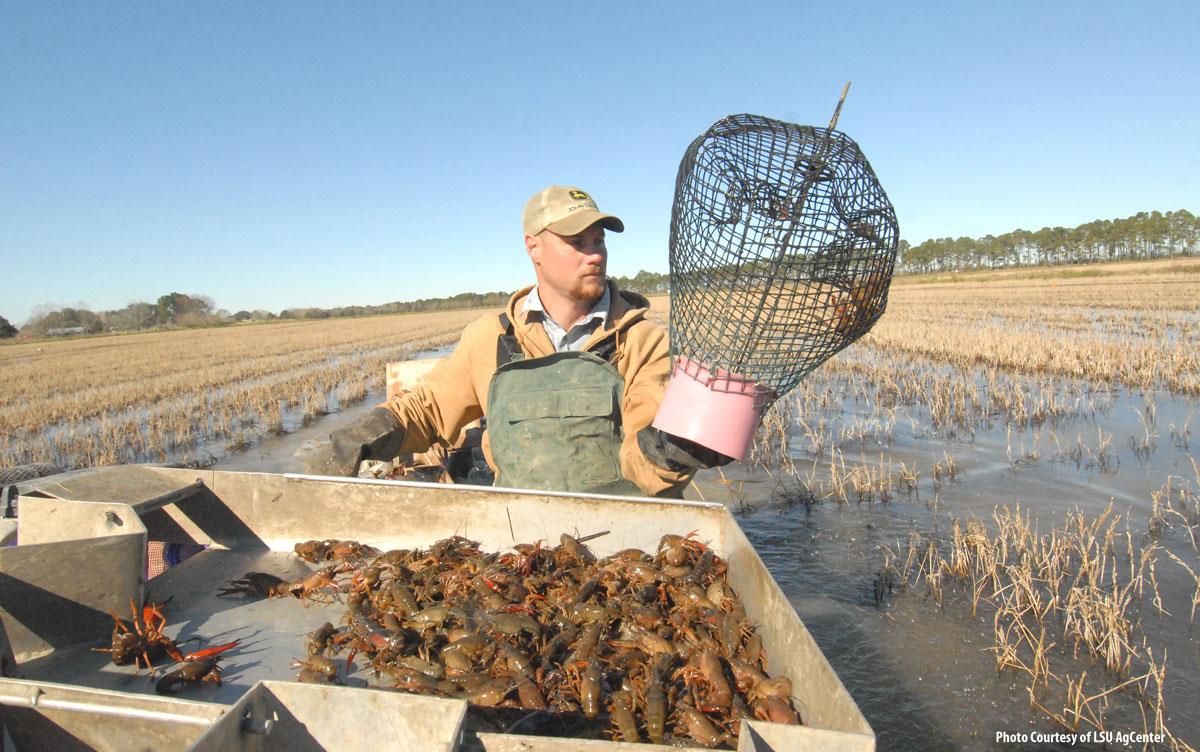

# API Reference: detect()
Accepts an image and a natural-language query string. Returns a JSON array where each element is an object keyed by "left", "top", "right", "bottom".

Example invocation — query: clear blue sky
[{"left": 2, "top": 1, "right": 1197, "bottom": 326}]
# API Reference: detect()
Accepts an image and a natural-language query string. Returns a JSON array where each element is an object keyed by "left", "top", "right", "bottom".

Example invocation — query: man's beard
[{"left": 571, "top": 273, "right": 606, "bottom": 303}]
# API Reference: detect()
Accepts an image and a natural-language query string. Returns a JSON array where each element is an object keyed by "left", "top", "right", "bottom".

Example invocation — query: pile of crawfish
[{"left": 228, "top": 532, "right": 801, "bottom": 748}]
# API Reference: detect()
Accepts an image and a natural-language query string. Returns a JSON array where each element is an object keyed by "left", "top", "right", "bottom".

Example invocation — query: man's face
[{"left": 526, "top": 223, "right": 608, "bottom": 304}]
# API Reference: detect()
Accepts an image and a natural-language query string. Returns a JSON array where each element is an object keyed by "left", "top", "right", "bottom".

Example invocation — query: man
[{"left": 309, "top": 185, "right": 728, "bottom": 496}]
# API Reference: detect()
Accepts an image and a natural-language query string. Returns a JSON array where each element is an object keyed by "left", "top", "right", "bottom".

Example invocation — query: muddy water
[{"left": 213, "top": 358, "right": 1199, "bottom": 750}]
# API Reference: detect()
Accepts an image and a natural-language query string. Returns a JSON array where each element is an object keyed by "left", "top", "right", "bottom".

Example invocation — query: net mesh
[{"left": 668, "top": 113, "right": 899, "bottom": 409}]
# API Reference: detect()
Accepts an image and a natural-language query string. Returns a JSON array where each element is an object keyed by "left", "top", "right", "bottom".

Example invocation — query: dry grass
[
  {"left": 893, "top": 257, "right": 1200, "bottom": 288},
  {"left": 0, "top": 310, "right": 486, "bottom": 468},
  {"left": 886, "top": 504, "right": 1193, "bottom": 749},
  {"left": 650, "top": 258, "right": 1200, "bottom": 395},
  {"left": 860, "top": 266, "right": 1200, "bottom": 395}
]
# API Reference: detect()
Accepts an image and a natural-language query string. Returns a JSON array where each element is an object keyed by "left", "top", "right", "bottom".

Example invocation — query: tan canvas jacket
[{"left": 381, "top": 281, "right": 693, "bottom": 497}]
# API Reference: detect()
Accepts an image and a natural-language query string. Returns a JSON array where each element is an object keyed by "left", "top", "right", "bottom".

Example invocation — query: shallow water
[{"left": 693, "top": 374, "right": 1200, "bottom": 750}]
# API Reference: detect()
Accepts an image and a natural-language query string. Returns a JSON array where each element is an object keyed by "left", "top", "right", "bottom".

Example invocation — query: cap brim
[{"left": 545, "top": 211, "right": 624, "bottom": 236}]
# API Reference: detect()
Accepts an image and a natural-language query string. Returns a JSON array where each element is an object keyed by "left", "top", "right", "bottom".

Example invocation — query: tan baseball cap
[{"left": 523, "top": 185, "right": 625, "bottom": 237}]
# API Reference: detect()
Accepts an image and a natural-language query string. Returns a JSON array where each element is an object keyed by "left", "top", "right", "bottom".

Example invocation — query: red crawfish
[
  {"left": 287, "top": 565, "right": 344, "bottom": 603},
  {"left": 94, "top": 599, "right": 238, "bottom": 672}
]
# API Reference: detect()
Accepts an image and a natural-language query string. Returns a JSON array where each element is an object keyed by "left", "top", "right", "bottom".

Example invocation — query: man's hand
[
  {"left": 307, "top": 408, "right": 405, "bottom": 477},
  {"left": 637, "top": 426, "right": 734, "bottom": 472}
]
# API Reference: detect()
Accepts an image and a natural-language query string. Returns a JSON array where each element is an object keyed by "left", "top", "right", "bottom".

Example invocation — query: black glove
[
  {"left": 308, "top": 408, "right": 405, "bottom": 476},
  {"left": 637, "top": 426, "right": 734, "bottom": 472}
]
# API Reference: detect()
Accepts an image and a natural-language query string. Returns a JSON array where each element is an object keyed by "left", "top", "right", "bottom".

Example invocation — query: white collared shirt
[{"left": 521, "top": 285, "right": 611, "bottom": 352}]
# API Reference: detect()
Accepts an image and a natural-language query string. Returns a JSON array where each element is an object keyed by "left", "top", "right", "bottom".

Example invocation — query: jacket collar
[
  {"left": 506, "top": 279, "right": 650, "bottom": 358},
  {"left": 522, "top": 284, "right": 611, "bottom": 332}
]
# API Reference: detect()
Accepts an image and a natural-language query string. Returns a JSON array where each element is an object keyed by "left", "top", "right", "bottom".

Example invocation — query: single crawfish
[
  {"left": 747, "top": 675, "right": 793, "bottom": 704},
  {"left": 386, "top": 666, "right": 442, "bottom": 695},
  {"left": 656, "top": 531, "right": 705, "bottom": 568},
  {"left": 387, "top": 580, "right": 420, "bottom": 618},
  {"left": 682, "top": 549, "right": 719, "bottom": 586},
  {"left": 217, "top": 572, "right": 289, "bottom": 598},
  {"left": 481, "top": 611, "right": 541, "bottom": 641},
  {"left": 465, "top": 677, "right": 512, "bottom": 707},
  {"left": 748, "top": 635, "right": 767, "bottom": 671},
  {"left": 404, "top": 604, "right": 467, "bottom": 631},
  {"left": 556, "top": 533, "right": 596, "bottom": 568},
  {"left": 429, "top": 535, "right": 483, "bottom": 562},
  {"left": 399, "top": 654, "right": 445, "bottom": 680},
  {"left": 641, "top": 652, "right": 671, "bottom": 744},
  {"left": 287, "top": 566, "right": 342, "bottom": 603},
  {"left": 95, "top": 599, "right": 238, "bottom": 671},
  {"left": 94, "top": 599, "right": 171, "bottom": 668},
  {"left": 623, "top": 561, "right": 664, "bottom": 587},
  {"left": 621, "top": 603, "right": 662, "bottom": 632},
  {"left": 571, "top": 658, "right": 602, "bottom": 720},
  {"left": 718, "top": 612, "right": 753, "bottom": 658},
  {"left": 751, "top": 695, "right": 801, "bottom": 725},
  {"left": 325, "top": 540, "right": 380, "bottom": 563},
  {"left": 537, "top": 624, "right": 578, "bottom": 674},
  {"left": 492, "top": 642, "right": 533, "bottom": 676},
  {"left": 440, "top": 645, "right": 474, "bottom": 675},
  {"left": 154, "top": 658, "right": 223, "bottom": 695},
  {"left": 563, "top": 602, "right": 610, "bottom": 625},
  {"left": 706, "top": 579, "right": 735, "bottom": 612},
  {"left": 292, "top": 655, "right": 341, "bottom": 683},
  {"left": 469, "top": 577, "right": 510, "bottom": 611},
  {"left": 679, "top": 649, "right": 732, "bottom": 711},
  {"left": 444, "top": 631, "right": 492, "bottom": 660},
  {"left": 293, "top": 540, "right": 331, "bottom": 563},
  {"left": 306, "top": 622, "right": 339, "bottom": 656},
  {"left": 514, "top": 674, "right": 547, "bottom": 710},
  {"left": 348, "top": 564, "right": 383, "bottom": 595},
  {"left": 727, "top": 656, "right": 767, "bottom": 694},
  {"left": 509, "top": 540, "right": 547, "bottom": 575},
  {"left": 675, "top": 701, "right": 732, "bottom": 748},
  {"left": 564, "top": 621, "right": 602, "bottom": 665},
  {"left": 626, "top": 627, "right": 674, "bottom": 657},
  {"left": 608, "top": 689, "right": 640, "bottom": 742}
]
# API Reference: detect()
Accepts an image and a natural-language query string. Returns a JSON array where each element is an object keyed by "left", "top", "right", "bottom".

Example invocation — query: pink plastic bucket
[{"left": 651, "top": 356, "right": 768, "bottom": 461}]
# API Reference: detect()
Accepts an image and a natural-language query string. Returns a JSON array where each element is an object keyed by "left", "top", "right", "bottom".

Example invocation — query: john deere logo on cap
[{"left": 568, "top": 190, "right": 590, "bottom": 201}]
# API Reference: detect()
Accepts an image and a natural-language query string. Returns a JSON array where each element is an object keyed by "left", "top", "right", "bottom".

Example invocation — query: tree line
[
  {"left": 12, "top": 293, "right": 220, "bottom": 339},
  {"left": 898, "top": 209, "right": 1197, "bottom": 273},
  {"left": 4, "top": 208, "right": 1192, "bottom": 340},
  {"left": 2, "top": 270, "right": 678, "bottom": 341}
]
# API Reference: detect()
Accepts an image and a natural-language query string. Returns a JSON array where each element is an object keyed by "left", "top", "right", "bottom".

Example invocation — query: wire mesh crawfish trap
[{"left": 653, "top": 112, "right": 899, "bottom": 459}]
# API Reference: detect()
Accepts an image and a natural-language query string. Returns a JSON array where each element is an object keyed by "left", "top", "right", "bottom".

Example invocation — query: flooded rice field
[
  {"left": 694, "top": 361, "right": 1199, "bottom": 750},
  {"left": 0, "top": 312, "right": 478, "bottom": 471}
]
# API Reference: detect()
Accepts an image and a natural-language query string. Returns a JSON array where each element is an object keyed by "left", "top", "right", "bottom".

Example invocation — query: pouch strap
[{"left": 497, "top": 312, "right": 620, "bottom": 365}]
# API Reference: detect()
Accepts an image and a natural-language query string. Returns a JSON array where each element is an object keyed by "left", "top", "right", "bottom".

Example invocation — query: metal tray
[{"left": 1, "top": 466, "right": 874, "bottom": 751}]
